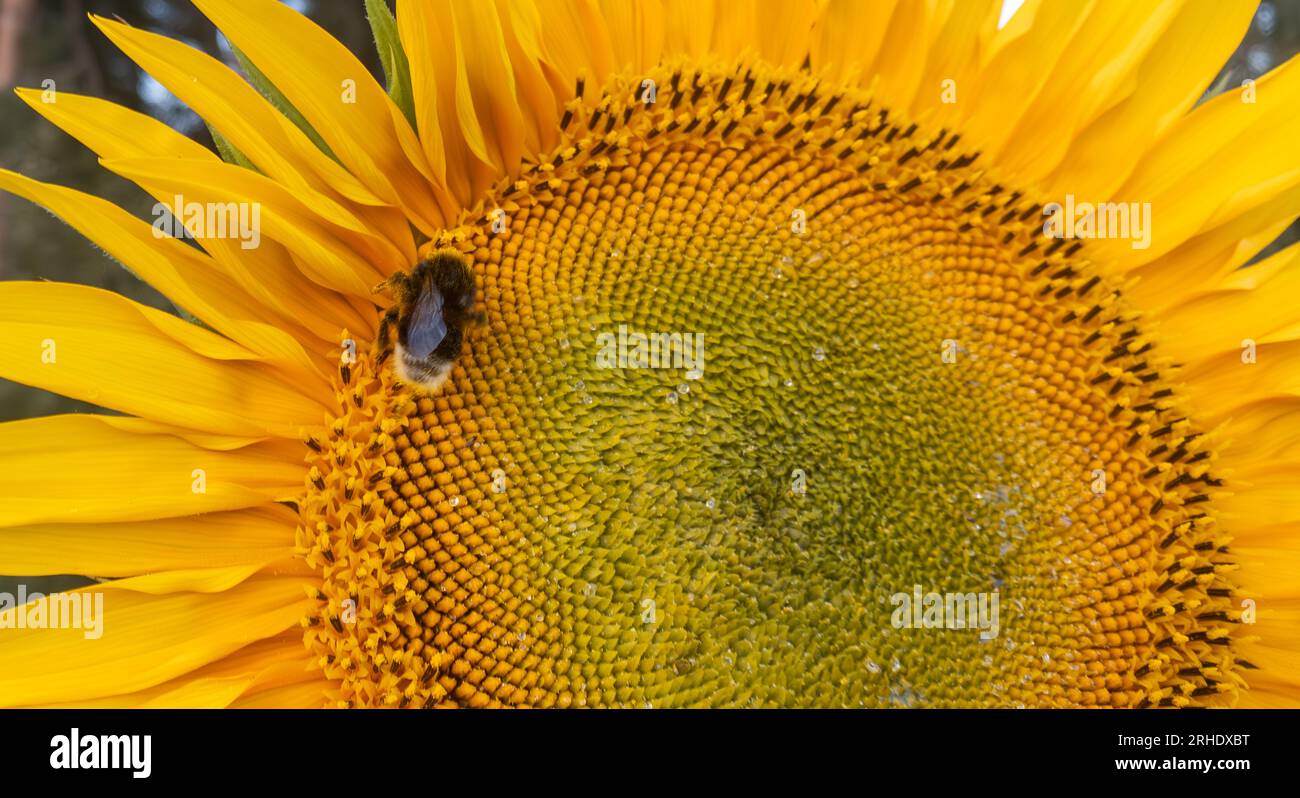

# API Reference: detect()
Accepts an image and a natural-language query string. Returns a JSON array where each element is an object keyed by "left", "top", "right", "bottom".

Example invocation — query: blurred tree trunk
[
  {"left": 0, "top": 0, "right": 36, "bottom": 86},
  {"left": 0, "top": 0, "right": 36, "bottom": 277}
]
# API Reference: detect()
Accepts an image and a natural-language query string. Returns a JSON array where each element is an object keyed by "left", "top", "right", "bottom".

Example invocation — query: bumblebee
[{"left": 375, "top": 250, "right": 485, "bottom": 392}]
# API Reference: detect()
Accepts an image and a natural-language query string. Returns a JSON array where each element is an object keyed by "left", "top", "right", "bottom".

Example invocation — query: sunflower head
[{"left": 0, "top": 0, "right": 1298, "bottom": 709}]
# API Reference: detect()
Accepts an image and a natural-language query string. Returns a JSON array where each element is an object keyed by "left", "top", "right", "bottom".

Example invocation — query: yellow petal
[
  {"left": 869, "top": 0, "right": 934, "bottom": 113},
  {"left": 0, "top": 168, "right": 331, "bottom": 393},
  {"left": 1047, "top": 1, "right": 1259, "bottom": 199},
  {"left": 957, "top": 0, "right": 1091, "bottom": 163},
  {"left": 1176, "top": 339, "right": 1300, "bottom": 426},
  {"left": 0, "top": 506, "right": 296, "bottom": 577},
  {"left": 1155, "top": 246, "right": 1300, "bottom": 369},
  {"left": 1216, "top": 399, "right": 1300, "bottom": 472},
  {"left": 1234, "top": 545, "right": 1300, "bottom": 596},
  {"left": 496, "top": 0, "right": 563, "bottom": 156},
  {"left": 101, "top": 157, "right": 383, "bottom": 297},
  {"left": 0, "top": 281, "right": 327, "bottom": 437},
  {"left": 229, "top": 681, "right": 330, "bottom": 708},
  {"left": 706, "top": 0, "right": 761, "bottom": 62},
  {"left": 995, "top": 1, "right": 1181, "bottom": 183},
  {"left": 1098, "top": 53, "right": 1300, "bottom": 268},
  {"left": 91, "top": 16, "right": 419, "bottom": 271},
  {"left": 1237, "top": 604, "right": 1300, "bottom": 706},
  {"left": 0, "top": 577, "right": 312, "bottom": 707},
  {"left": 661, "top": 0, "right": 713, "bottom": 59},
  {"left": 759, "top": 0, "right": 818, "bottom": 68},
  {"left": 810, "top": 0, "right": 896, "bottom": 85},
  {"left": 15, "top": 86, "right": 212, "bottom": 160},
  {"left": 15, "top": 89, "right": 371, "bottom": 337},
  {"left": 1126, "top": 182, "right": 1300, "bottom": 311},
  {"left": 192, "top": 0, "right": 447, "bottom": 233},
  {"left": 450, "top": 0, "right": 528, "bottom": 178},
  {"left": 91, "top": 15, "right": 386, "bottom": 210},
  {"left": 397, "top": 0, "right": 500, "bottom": 206},
  {"left": 532, "top": 0, "right": 617, "bottom": 92},
  {"left": 913, "top": 0, "right": 1000, "bottom": 122},
  {"left": 1217, "top": 463, "right": 1300, "bottom": 529},
  {"left": 100, "top": 564, "right": 267, "bottom": 595},
  {"left": 600, "top": 0, "right": 664, "bottom": 71},
  {"left": 38, "top": 633, "right": 322, "bottom": 709},
  {"left": 0, "top": 415, "right": 304, "bottom": 527}
]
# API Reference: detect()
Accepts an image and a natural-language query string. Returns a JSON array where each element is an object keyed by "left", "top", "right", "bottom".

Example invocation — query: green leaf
[
  {"left": 366, "top": 0, "right": 417, "bottom": 130},
  {"left": 229, "top": 44, "right": 338, "bottom": 161},
  {"left": 206, "top": 123, "right": 259, "bottom": 172}
]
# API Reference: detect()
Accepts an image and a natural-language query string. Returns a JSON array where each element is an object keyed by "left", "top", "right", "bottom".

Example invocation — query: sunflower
[{"left": 0, "top": 0, "right": 1297, "bottom": 709}]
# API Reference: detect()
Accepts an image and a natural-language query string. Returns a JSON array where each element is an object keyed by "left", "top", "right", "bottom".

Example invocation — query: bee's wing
[{"left": 405, "top": 285, "right": 448, "bottom": 359}]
